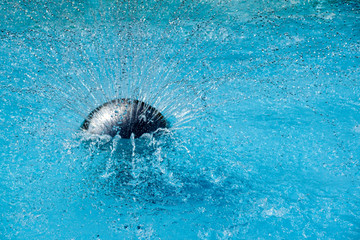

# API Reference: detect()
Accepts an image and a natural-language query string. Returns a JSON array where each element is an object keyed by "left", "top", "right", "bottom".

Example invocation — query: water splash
[{"left": 1, "top": 0, "right": 234, "bottom": 132}]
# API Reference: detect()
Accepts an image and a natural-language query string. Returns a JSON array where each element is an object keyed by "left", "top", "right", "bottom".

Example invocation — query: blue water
[{"left": 1, "top": 0, "right": 360, "bottom": 239}]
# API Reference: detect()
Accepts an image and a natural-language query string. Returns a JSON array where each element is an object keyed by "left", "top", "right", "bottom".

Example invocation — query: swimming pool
[{"left": 1, "top": 0, "right": 359, "bottom": 239}]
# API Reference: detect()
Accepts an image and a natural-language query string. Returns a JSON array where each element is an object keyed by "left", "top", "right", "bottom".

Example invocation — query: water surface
[{"left": 1, "top": 0, "right": 360, "bottom": 239}]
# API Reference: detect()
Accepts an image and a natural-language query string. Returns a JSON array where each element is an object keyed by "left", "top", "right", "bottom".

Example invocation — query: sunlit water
[{"left": 1, "top": 0, "right": 360, "bottom": 239}]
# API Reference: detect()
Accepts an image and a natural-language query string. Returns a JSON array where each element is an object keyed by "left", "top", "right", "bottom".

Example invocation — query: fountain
[{"left": 1, "top": 0, "right": 360, "bottom": 239}]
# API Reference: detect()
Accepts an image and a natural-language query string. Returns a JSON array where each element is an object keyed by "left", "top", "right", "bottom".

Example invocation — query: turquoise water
[{"left": 1, "top": 0, "right": 360, "bottom": 239}]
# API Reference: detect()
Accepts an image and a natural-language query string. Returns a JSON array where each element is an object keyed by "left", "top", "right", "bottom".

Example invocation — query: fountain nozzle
[{"left": 81, "top": 99, "right": 168, "bottom": 138}]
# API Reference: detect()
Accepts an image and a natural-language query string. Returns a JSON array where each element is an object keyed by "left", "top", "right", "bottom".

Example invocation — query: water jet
[{"left": 81, "top": 98, "right": 168, "bottom": 138}]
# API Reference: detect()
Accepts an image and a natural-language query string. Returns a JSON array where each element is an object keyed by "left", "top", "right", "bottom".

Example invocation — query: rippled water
[{"left": 1, "top": 0, "right": 360, "bottom": 239}]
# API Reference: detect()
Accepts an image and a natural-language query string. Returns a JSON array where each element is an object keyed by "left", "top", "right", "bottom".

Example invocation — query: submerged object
[{"left": 81, "top": 98, "right": 168, "bottom": 138}]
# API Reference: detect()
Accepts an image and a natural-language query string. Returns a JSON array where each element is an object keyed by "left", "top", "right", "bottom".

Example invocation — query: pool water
[{"left": 1, "top": 0, "right": 360, "bottom": 239}]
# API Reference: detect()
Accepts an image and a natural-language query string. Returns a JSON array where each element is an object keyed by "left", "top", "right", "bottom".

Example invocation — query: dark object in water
[{"left": 81, "top": 99, "right": 168, "bottom": 138}]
